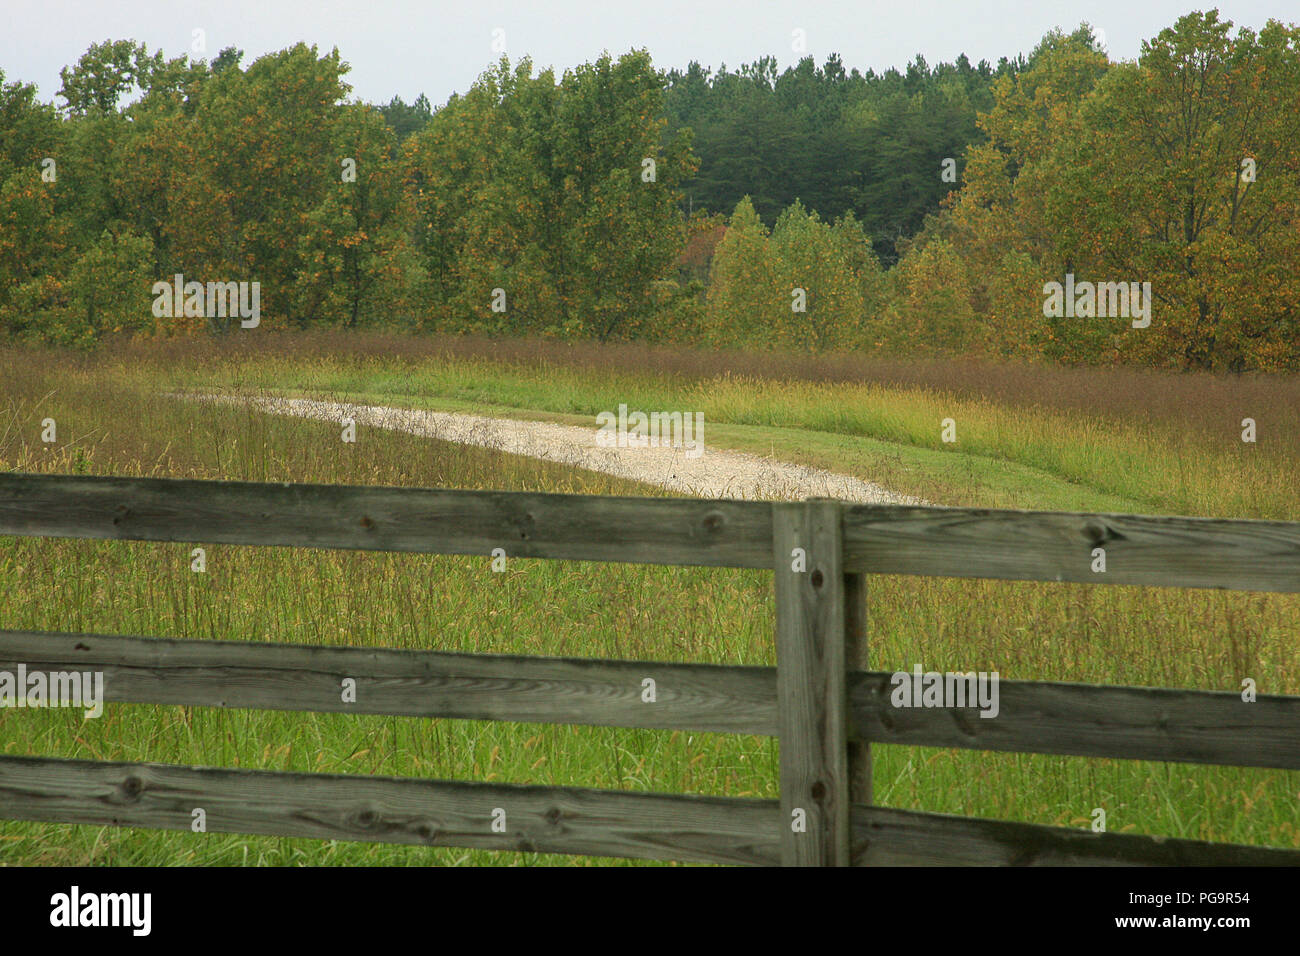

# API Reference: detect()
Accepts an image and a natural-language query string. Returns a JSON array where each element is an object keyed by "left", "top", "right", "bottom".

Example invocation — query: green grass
[
  {"left": 249, "top": 385, "right": 1146, "bottom": 514},
  {"left": 1, "top": 339, "right": 1297, "bottom": 865},
  {"left": 180, "top": 341, "right": 1296, "bottom": 518}
]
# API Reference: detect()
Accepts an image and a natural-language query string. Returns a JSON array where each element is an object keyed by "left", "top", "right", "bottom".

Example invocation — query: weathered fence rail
[{"left": 1, "top": 472, "right": 1298, "bottom": 865}]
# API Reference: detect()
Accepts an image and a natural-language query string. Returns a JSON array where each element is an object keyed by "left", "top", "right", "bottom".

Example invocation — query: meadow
[{"left": 1, "top": 333, "right": 1297, "bottom": 864}]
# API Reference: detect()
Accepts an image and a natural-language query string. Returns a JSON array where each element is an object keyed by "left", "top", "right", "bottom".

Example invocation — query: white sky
[{"left": 3, "top": 0, "right": 1296, "bottom": 106}]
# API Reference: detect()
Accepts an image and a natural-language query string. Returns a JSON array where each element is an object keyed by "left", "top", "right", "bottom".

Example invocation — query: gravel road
[{"left": 190, "top": 393, "right": 924, "bottom": 505}]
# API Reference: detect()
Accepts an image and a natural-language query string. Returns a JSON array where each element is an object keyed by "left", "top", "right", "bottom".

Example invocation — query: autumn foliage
[{"left": 1, "top": 10, "right": 1297, "bottom": 371}]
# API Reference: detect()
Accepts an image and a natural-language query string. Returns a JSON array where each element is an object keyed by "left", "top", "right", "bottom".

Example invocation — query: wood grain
[
  {"left": 0, "top": 472, "right": 774, "bottom": 569},
  {"left": 3, "top": 630, "right": 1295, "bottom": 768},
  {"left": 849, "top": 670, "right": 1300, "bottom": 769},
  {"left": 2, "top": 754, "right": 1293, "bottom": 866},
  {"left": 0, "top": 630, "right": 777, "bottom": 735},
  {"left": 774, "top": 501, "right": 850, "bottom": 865},
  {"left": 0, "top": 754, "right": 779, "bottom": 865},
  {"left": 842, "top": 504, "right": 1300, "bottom": 592},
  {"left": 844, "top": 573, "right": 872, "bottom": 804}
]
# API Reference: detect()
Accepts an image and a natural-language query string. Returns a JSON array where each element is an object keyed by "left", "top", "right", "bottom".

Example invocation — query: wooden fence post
[
  {"left": 773, "top": 499, "right": 850, "bottom": 866},
  {"left": 844, "top": 571, "right": 872, "bottom": 811}
]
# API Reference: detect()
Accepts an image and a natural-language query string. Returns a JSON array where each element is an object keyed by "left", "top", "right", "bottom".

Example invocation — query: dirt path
[{"left": 191, "top": 393, "right": 924, "bottom": 505}]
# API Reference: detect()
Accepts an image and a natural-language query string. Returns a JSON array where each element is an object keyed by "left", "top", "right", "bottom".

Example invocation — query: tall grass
[
  {"left": 1, "top": 339, "right": 1297, "bottom": 864},
  {"left": 146, "top": 330, "right": 1300, "bottom": 519}
]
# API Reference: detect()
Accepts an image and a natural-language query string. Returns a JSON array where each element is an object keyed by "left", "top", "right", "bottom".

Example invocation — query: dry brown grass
[{"left": 72, "top": 330, "right": 1300, "bottom": 455}]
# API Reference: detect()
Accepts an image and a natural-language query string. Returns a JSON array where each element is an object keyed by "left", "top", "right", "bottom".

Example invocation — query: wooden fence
[{"left": 1, "top": 471, "right": 1298, "bottom": 865}]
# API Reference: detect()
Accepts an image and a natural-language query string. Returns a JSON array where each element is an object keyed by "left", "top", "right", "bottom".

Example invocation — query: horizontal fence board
[
  {"left": 2, "top": 754, "right": 1293, "bottom": 866},
  {"left": 3, "top": 631, "right": 1297, "bottom": 768},
  {"left": 842, "top": 505, "right": 1300, "bottom": 592},
  {"left": 0, "top": 754, "right": 780, "bottom": 865},
  {"left": 11, "top": 474, "right": 1300, "bottom": 590},
  {"left": 0, "top": 630, "right": 777, "bottom": 736},
  {"left": 849, "top": 672, "right": 1300, "bottom": 770},
  {"left": 851, "top": 805, "right": 1300, "bottom": 866},
  {"left": 0, "top": 473, "right": 774, "bottom": 569}
]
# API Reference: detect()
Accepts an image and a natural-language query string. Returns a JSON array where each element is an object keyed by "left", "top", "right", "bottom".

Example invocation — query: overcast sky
[{"left": 3, "top": 0, "right": 1296, "bottom": 107}]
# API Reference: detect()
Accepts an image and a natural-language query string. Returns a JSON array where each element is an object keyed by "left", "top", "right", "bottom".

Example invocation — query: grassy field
[
  {"left": 186, "top": 332, "right": 1300, "bottom": 518},
  {"left": 2, "top": 334, "right": 1297, "bottom": 864}
]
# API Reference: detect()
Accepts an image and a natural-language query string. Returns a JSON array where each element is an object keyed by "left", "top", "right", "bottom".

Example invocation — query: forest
[{"left": 0, "top": 9, "right": 1296, "bottom": 371}]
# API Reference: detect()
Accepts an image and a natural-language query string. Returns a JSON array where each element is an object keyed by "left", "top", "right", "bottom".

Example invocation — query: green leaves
[
  {"left": 705, "top": 196, "right": 882, "bottom": 351},
  {"left": 1044, "top": 11, "right": 1300, "bottom": 370},
  {"left": 664, "top": 53, "right": 1007, "bottom": 264},
  {"left": 406, "top": 51, "right": 694, "bottom": 340},
  {"left": 57, "top": 40, "right": 154, "bottom": 116}
]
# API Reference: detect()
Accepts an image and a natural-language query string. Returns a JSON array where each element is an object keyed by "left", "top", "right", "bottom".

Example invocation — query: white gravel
[{"left": 185, "top": 392, "right": 924, "bottom": 505}]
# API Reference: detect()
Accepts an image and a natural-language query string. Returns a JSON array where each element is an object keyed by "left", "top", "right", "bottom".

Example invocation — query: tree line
[{"left": 1, "top": 9, "right": 1297, "bottom": 370}]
